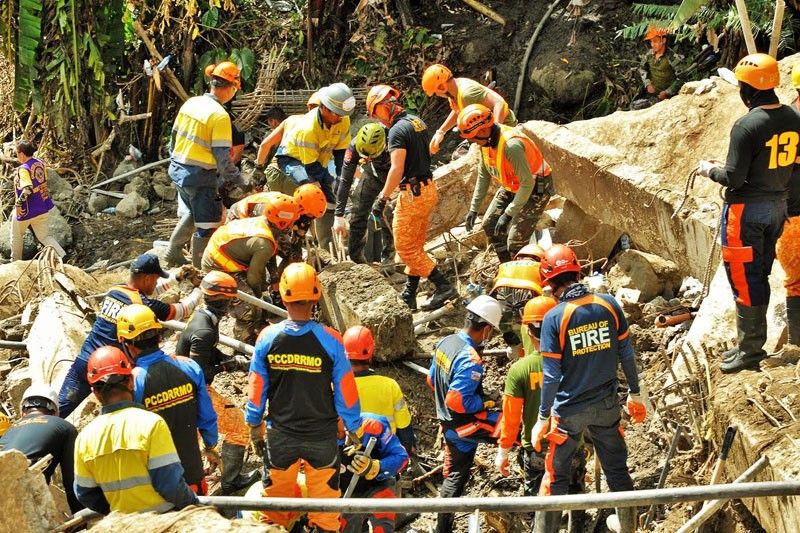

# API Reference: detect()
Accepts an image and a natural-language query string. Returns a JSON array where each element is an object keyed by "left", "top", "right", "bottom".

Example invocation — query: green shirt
[
  {"left": 503, "top": 327, "right": 543, "bottom": 449},
  {"left": 457, "top": 79, "right": 518, "bottom": 126},
  {"left": 470, "top": 137, "right": 535, "bottom": 216}
]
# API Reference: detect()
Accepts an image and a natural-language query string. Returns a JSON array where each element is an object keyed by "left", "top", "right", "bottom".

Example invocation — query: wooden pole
[
  {"left": 769, "top": 0, "right": 785, "bottom": 58},
  {"left": 461, "top": 0, "right": 506, "bottom": 25},
  {"left": 733, "top": 0, "right": 758, "bottom": 54},
  {"left": 132, "top": 21, "right": 190, "bottom": 102}
]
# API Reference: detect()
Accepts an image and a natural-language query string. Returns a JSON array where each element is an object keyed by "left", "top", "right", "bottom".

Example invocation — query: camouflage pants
[
  {"left": 482, "top": 176, "right": 553, "bottom": 259},
  {"left": 231, "top": 274, "right": 264, "bottom": 345}
]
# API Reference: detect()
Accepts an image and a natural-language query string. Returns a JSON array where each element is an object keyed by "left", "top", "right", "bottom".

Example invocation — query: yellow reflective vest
[
  {"left": 279, "top": 109, "right": 351, "bottom": 167},
  {"left": 354, "top": 373, "right": 412, "bottom": 432},
  {"left": 206, "top": 217, "right": 277, "bottom": 272},
  {"left": 170, "top": 94, "right": 233, "bottom": 170}
]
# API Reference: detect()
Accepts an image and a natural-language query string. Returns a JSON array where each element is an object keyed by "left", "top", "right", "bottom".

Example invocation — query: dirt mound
[{"left": 89, "top": 507, "right": 284, "bottom": 532}]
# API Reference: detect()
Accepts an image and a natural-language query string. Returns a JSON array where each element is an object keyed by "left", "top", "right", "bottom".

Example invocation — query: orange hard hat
[
  {"left": 457, "top": 104, "right": 493, "bottom": 139},
  {"left": 522, "top": 295, "right": 558, "bottom": 325},
  {"left": 87, "top": 346, "right": 133, "bottom": 385},
  {"left": 644, "top": 26, "right": 669, "bottom": 41},
  {"left": 343, "top": 325, "right": 375, "bottom": 361},
  {"left": 206, "top": 61, "right": 242, "bottom": 90},
  {"left": 293, "top": 183, "right": 327, "bottom": 219},
  {"left": 263, "top": 193, "right": 300, "bottom": 230},
  {"left": 515, "top": 243, "right": 545, "bottom": 262},
  {"left": 279, "top": 262, "right": 322, "bottom": 303},
  {"left": 422, "top": 64, "right": 452, "bottom": 96},
  {"left": 366, "top": 85, "right": 401, "bottom": 117},
  {"left": 539, "top": 244, "right": 581, "bottom": 282},
  {"left": 734, "top": 53, "right": 780, "bottom": 90},
  {"left": 200, "top": 271, "right": 238, "bottom": 300}
]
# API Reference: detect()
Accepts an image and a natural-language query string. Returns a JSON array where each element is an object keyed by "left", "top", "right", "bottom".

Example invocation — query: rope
[
  {"left": 694, "top": 203, "right": 722, "bottom": 308},
  {"left": 672, "top": 168, "right": 698, "bottom": 220}
]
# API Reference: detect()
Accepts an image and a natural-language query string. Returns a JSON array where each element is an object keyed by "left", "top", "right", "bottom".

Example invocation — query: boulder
[
  {"left": 318, "top": 263, "right": 414, "bottom": 362},
  {"left": 153, "top": 183, "right": 177, "bottom": 201},
  {"left": 87, "top": 192, "right": 112, "bottom": 214},
  {"left": 123, "top": 174, "right": 153, "bottom": 198},
  {"left": 0, "top": 450, "right": 61, "bottom": 532},
  {"left": 112, "top": 158, "right": 139, "bottom": 178},
  {"left": 551, "top": 199, "right": 622, "bottom": 263},
  {"left": 115, "top": 191, "right": 150, "bottom": 218},
  {"left": 528, "top": 63, "right": 598, "bottom": 106},
  {"left": 607, "top": 249, "right": 681, "bottom": 302},
  {"left": 46, "top": 168, "right": 74, "bottom": 202},
  {"left": 151, "top": 169, "right": 172, "bottom": 186},
  {"left": 0, "top": 208, "right": 73, "bottom": 259},
  {"left": 3, "top": 366, "right": 31, "bottom": 413}
]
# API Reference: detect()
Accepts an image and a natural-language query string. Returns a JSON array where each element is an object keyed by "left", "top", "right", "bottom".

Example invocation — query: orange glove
[
  {"left": 530, "top": 415, "right": 551, "bottom": 453},
  {"left": 626, "top": 394, "right": 647, "bottom": 424}
]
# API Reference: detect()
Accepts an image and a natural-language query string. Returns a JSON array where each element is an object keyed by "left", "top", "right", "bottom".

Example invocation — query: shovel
[{"left": 343, "top": 437, "right": 377, "bottom": 498}]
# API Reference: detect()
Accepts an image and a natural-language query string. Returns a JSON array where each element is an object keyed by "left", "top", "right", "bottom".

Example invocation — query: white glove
[
  {"left": 333, "top": 216, "right": 349, "bottom": 236},
  {"left": 429, "top": 130, "right": 445, "bottom": 155},
  {"left": 530, "top": 415, "right": 551, "bottom": 453},
  {"left": 495, "top": 447, "right": 511, "bottom": 477},
  {"left": 697, "top": 160, "right": 717, "bottom": 177}
]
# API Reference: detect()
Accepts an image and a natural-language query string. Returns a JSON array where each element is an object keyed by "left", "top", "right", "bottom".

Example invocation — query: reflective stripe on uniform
[{"left": 206, "top": 217, "right": 276, "bottom": 273}]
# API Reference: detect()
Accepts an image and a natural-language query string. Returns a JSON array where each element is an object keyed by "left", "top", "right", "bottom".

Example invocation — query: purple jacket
[{"left": 15, "top": 158, "right": 54, "bottom": 221}]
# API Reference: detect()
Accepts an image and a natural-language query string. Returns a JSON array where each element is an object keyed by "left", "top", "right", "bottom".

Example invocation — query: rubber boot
[
  {"left": 400, "top": 276, "right": 420, "bottom": 311},
  {"left": 220, "top": 443, "right": 261, "bottom": 495},
  {"left": 191, "top": 234, "right": 211, "bottom": 269},
  {"left": 315, "top": 211, "right": 335, "bottom": 253},
  {"left": 787, "top": 296, "right": 800, "bottom": 346},
  {"left": 163, "top": 215, "right": 193, "bottom": 267},
  {"left": 533, "top": 510, "right": 562, "bottom": 533},
  {"left": 421, "top": 268, "right": 458, "bottom": 311},
  {"left": 720, "top": 304, "right": 768, "bottom": 373},
  {"left": 606, "top": 507, "right": 637, "bottom": 533}
]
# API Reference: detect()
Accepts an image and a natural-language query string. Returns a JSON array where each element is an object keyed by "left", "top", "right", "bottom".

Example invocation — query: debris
[
  {"left": 115, "top": 191, "right": 150, "bottom": 218},
  {"left": 460, "top": 0, "right": 506, "bottom": 25},
  {"left": 86, "top": 507, "right": 279, "bottom": 532},
  {"left": 0, "top": 450, "right": 61, "bottom": 532},
  {"left": 123, "top": 174, "right": 153, "bottom": 198},
  {"left": 607, "top": 250, "right": 681, "bottom": 302},
  {"left": 154, "top": 183, "right": 178, "bottom": 201},
  {"left": 0, "top": 208, "right": 73, "bottom": 260},
  {"left": 92, "top": 158, "right": 169, "bottom": 191}
]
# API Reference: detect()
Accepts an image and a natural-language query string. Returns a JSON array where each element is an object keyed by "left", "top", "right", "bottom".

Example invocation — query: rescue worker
[
  {"left": 246, "top": 262, "right": 362, "bottom": 533},
  {"left": 697, "top": 53, "right": 800, "bottom": 372},
  {"left": 631, "top": 27, "right": 683, "bottom": 110},
  {"left": 428, "top": 295, "right": 503, "bottom": 533},
  {"left": 781, "top": 63, "right": 800, "bottom": 345},
  {"left": 515, "top": 242, "right": 545, "bottom": 262},
  {"left": 531, "top": 244, "right": 645, "bottom": 533},
  {"left": 458, "top": 104, "right": 553, "bottom": 261},
  {"left": 164, "top": 61, "right": 243, "bottom": 268},
  {"left": 333, "top": 123, "right": 395, "bottom": 265},
  {"left": 11, "top": 139, "right": 65, "bottom": 261},
  {"left": 366, "top": 84, "right": 457, "bottom": 311},
  {"left": 255, "top": 93, "right": 319, "bottom": 169},
  {"left": 343, "top": 325, "right": 416, "bottom": 453},
  {"left": 201, "top": 199, "right": 300, "bottom": 343},
  {"left": 422, "top": 63, "right": 517, "bottom": 155},
  {"left": 0, "top": 384, "right": 81, "bottom": 512},
  {"left": 490, "top": 259, "right": 544, "bottom": 357},
  {"left": 117, "top": 305, "right": 219, "bottom": 495},
  {"left": 268, "top": 83, "right": 355, "bottom": 251},
  {"left": 75, "top": 346, "right": 199, "bottom": 514},
  {"left": 175, "top": 271, "right": 259, "bottom": 495},
  {"left": 265, "top": 106, "right": 287, "bottom": 130},
  {"left": 58, "top": 254, "right": 202, "bottom": 418},
  {"left": 340, "top": 413, "right": 410, "bottom": 533}
]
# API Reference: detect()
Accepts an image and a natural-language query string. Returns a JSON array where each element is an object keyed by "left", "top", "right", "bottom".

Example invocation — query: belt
[{"left": 399, "top": 176, "right": 432, "bottom": 190}]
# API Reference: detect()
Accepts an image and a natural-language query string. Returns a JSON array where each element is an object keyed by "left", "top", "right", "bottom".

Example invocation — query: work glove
[
  {"left": 465, "top": 210, "right": 478, "bottom": 232},
  {"left": 429, "top": 129, "right": 445, "bottom": 155},
  {"left": 248, "top": 423, "right": 267, "bottom": 457},
  {"left": 495, "top": 212, "right": 512, "bottom": 235},
  {"left": 495, "top": 447, "right": 511, "bottom": 477},
  {"left": 345, "top": 428, "right": 364, "bottom": 453},
  {"left": 697, "top": 160, "right": 717, "bottom": 177},
  {"left": 333, "top": 216, "right": 349, "bottom": 237},
  {"left": 203, "top": 445, "right": 222, "bottom": 472},
  {"left": 371, "top": 196, "right": 387, "bottom": 218},
  {"left": 626, "top": 393, "right": 647, "bottom": 424},
  {"left": 531, "top": 415, "right": 551, "bottom": 453},
  {"left": 482, "top": 400, "right": 496, "bottom": 410},
  {"left": 348, "top": 453, "right": 381, "bottom": 480}
]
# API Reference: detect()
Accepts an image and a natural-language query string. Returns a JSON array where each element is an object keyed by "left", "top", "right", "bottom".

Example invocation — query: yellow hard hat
[
  {"left": 0, "top": 413, "right": 11, "bottom": 436},
  {"left": 492, "top": 260, "right": 543, "bottom": 294},
  {"left": 117, "top": 304, "right": 163, "bottom": 342},
  {"left": 792, "top": 63, "right": 800, "bottom": 90},
  {"left": 279, "top": 263, "right": 322, "bottom": 303}
]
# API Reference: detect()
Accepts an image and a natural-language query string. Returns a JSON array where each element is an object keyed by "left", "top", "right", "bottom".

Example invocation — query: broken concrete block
[
  {"left": 426, "top": 145, "right": 487, "bottom": 241},
  {"left": 552, "top": 199, "right": 621, "bottom": 263},
  {"left": 3, "top": 366, "right": 31, "bottom": 413},
  {"left": 0, "top": 450, "right": 60, "bottom": 532},
  {"left": 607, "top": 250, "right": 681, "bottom": 302},
  {"left": 87, "top": 192, "right": 112, "bottom": 214},
  {"left": 90, "top": 507, "right": 280, "bottom": 532},
  {"left": 153, "top": 182, "right": 177, "bottom": 201},
  {"left": 318, "top": 263, "right": 414, "bottom": 362},
  {"left": 115, "top": 191, "right": 150, "bottom": 218}
]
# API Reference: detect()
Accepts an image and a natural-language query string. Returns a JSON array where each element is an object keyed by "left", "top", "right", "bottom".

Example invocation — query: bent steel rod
[{"left": 198, "top": 480, "right": 800, "bottom": 513}]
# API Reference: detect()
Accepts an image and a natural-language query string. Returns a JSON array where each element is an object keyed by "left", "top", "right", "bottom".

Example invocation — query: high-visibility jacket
[
  {"left": 206, "top": 217, "right": 276, "bottom": 273},
  {"left": 448, "top": 78, "right": 516, "bottom": 125},
  {"left": 277, "top": 108, "right": 351, "bottom": 167},
  {"left": 354, "top": 370, "right": 412, "bottom": 433},
  {"left": 481, "top": 125, "right": 551, "bottom": 193},
  {"left": 170, "top": 95, "right": 233, "bottom": 170},
  {"left": 227, "top": 191, "right": 283, "bottom": 221}
]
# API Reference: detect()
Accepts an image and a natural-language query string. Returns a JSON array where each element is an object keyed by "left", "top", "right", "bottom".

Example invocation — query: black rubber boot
[
  {"left": 400, "top": 276, "right": 420, "bottom": 311},
  {"left": 220, "top": 443, "right": 261, "bottom": 495},
  {"left": 720, "top": 304, "right": 768, "bottom": 373},
  {"left": 533, "top": 510, "right": 562, "bottom": 533},
  {"left": 164, "top": 215, "right": 193, "bottom": 267},
  {"left": 422, "top": 268, "right": 458, "bottom": 311},
  {"left": 787, "top": 296, "right": 800, "bottom": 345},
  {"left": 191, "top": 234, "right": 211, "bottom": 269}
]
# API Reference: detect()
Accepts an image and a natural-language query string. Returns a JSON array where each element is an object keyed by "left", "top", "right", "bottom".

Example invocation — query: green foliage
[
  {"left": 14, "top": 0, "right": 42, "bottom": 112},
  {"left": 403, "top": 88, "right": 428, "bottom": 116},
  {"left": 193, "top": 46, "right": 257, "bottom": 94}
]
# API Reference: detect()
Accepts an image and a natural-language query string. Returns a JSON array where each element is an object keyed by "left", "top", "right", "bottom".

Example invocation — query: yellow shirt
[
  {"left": 355, "top": 373, "right": 411, "bottom": 432},
  {"left": 279, "top": 109, "right": 351, "bottom": 167},
  {"left": 171, "top": 94, "right": 233, "bottom": 170}
]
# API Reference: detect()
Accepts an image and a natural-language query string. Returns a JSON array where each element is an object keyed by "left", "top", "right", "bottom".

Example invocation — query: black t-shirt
[
  {"left": 388, "top": 112, "right": 432, "bottom": 181},
  {"left": 175, "top": 309, "right": 225, "bottom": 385},
  {"left": 335, "top": 136, "right": 392, "bottom": 216},
  {"left": 0, "top": 413, "right": 82, "bottom": 512},
  {"left": 710, "top": 105, "right": 800, "bottom": 205}
]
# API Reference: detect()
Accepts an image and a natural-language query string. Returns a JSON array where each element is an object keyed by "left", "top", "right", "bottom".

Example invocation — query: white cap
[
  {"left": 21, "top": 383, "right": 59, "bottom": 414},
  {"left": 466, "top": 295, "right": 503, "bottom": 329}
]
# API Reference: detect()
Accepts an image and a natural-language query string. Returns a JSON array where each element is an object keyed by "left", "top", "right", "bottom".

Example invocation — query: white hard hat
[
  {"left": 466, "top": 295, "right": 503, "bottom": 330},
  {"left": 321, "top": 83, "right": 356, "bottom": 116},
  {"left": 21, "top": 383, "right": 59, "bottom": 414}
]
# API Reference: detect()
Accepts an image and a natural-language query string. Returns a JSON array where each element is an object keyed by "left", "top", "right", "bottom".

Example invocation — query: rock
[
  {"left": 153, "top": 183, "right": 177, "bottom": 201},
  {"left": 679, "top": 276, "right": 703, "bottom": 301},
  {"left": 642, "top": 296, "right": 670, "bottom": 318},
  {"left": 607, "top": 250, "right": 681, "bottom": 302},
  {"left": 528, "top": 63, "right": 597, "bottom": 106},
  {"left": 46, "top": 168, "right": 73, "bottom": 202},
  {"left": 628, "top": 324, "right": 664, "bottom": 353},
  {"left": 551, "top": 200, "right": 622, "bottom": 264},
  {"left": 318, "top": 263, "right": 414, "bottom": 362},
  {"left": 151, "top": 169, "right": 171, "bottom": 186},
  {"left": 0, "top": 450, "right": 61, "bottom": 532},
  {"left": 87, "top": 192, "right": 112, "bottom": 214},
  {"left": 0, "top": 208, "right": 73, "bottom": 259},
  {"left": 3, "top": 366, "right": 31, "bottom": 412},
  {"left": 462, "top": 38, "right": 495, "bottom": 64},
  {"left": 112, "top": 158, "right": 139, "bottom": 178},
  {"left": 115, "top": 191, "right": 150, "bottom": 218},
  {"left": 89, "top": 507, "right": 279, "bottom": 532},
  {"left": 123, "top": 174, "right": 152, "bottom": 198}
]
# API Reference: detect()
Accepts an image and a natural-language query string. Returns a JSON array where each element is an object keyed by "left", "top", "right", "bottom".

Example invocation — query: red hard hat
[
  {"left": 87, "top": 346, "right": 133, "bottom": 385},
  {"left": 343, "top": 325, "right": 375, "bottom": 361},
  {"left": 539, "top": 244, "right": 581, "bottom": 282}
]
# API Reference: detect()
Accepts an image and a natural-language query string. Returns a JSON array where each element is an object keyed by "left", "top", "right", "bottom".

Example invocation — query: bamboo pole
[
  {"left": 733, "top": 0, "right": 758, "bottom": 54},
  {"left": 461, "top": 0, "right": 506, "bottom": 25},
  {"left": 91, "top": 158, "right": 169, "bottom": 189}
]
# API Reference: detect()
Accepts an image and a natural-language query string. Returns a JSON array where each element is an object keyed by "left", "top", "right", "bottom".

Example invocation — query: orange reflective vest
[
  {"left": 228, "top": 191, "right": 282, "bottom": 220},
  {"left": 206, "top": 217, "right": 276, "bottom": 272},
  {"left": 481, "top": 125, "right": 551, "bottom": 193}
]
